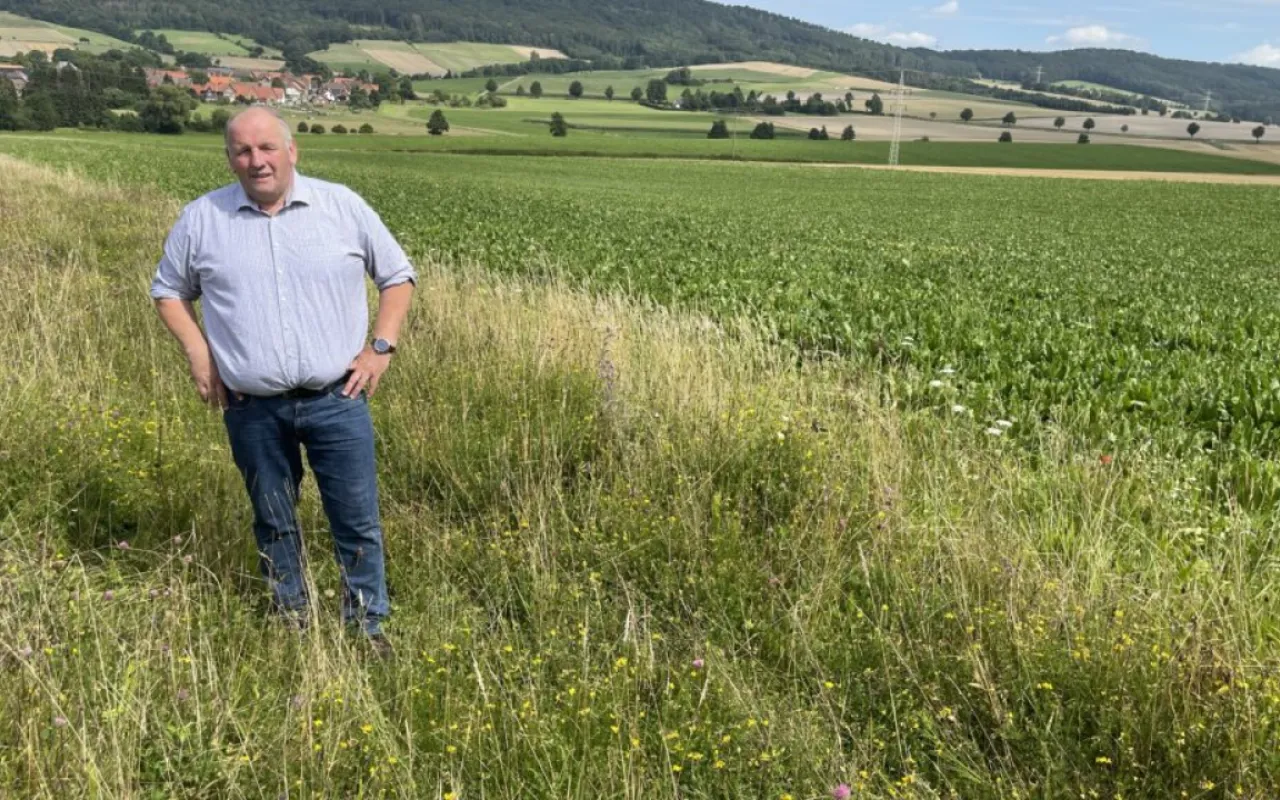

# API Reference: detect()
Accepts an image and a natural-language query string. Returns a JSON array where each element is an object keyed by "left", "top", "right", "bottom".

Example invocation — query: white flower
[
  {"left": 939, "top": 366, "right": 956, "bottom": 375},
  {"left": 929, "top": 380, "right": 945, "bottom": 389},
  {"left": 996, "top": 419, "right": 1013, "bottom": 429},
  {"left": 985, "top": 427, "right": 1003, "bottom": 436},
  {"left": 951, "top": 404, "right": 967, "bottom": 414}
]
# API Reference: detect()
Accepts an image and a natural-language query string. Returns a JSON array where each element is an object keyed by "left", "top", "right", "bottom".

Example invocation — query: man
[{"left": 151, "top": 107, "right": 415, "bottom": 654}]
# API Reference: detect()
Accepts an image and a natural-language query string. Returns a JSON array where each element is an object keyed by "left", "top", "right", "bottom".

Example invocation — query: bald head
[
  {"left": 225, "top": 106, "right": 298, "bottom": 214},
  {"left": 225, "top": 106, "right": 293, "bottom": 151}
]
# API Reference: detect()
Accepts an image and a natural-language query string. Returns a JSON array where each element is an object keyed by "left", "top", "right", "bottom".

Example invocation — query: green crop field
[
  {"left": 140, "top": 28, "right": 281, "bottom": 58},
  {"left": 7, "top": 133, "right": 1280, "bottom": 797},
  {"left": 0, "top": 11, "right": 135, "bottom": 55}
]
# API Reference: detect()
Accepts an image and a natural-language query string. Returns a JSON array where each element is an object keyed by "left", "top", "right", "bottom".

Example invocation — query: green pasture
[{"left": 140, "top": 28, "right": 281, "bottom": 58}]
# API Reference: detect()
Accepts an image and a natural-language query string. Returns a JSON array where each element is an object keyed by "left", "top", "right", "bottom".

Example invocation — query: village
[{"left": 0, "top": 60, "right": 381, "bottom": 106}]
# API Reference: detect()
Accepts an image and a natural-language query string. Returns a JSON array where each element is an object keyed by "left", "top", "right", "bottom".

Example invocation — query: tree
[
  {"left": 929, "top": 111, "right": 937, "bottom": 120},
  {"left": 1253, "top": 125, "right": 1266, "bottom": 143},
  {"left": 707, "top": 119, "right": 729, "bottom": 139},
  {"left": 0, "top": 78, "right": 27, "bottom": 130},
  {"left": 1077, "top": 133, "right": 1090, "bottom": 144},
  {"left": 960, "top": 108, "right": 973, "bottom": 123},
  {"left": 569, "top": 80, "right": 584, "bottom": 99},
  {"left": 516, "top": 85, "right": 526, "bottom": 96},
  {"left": 750, "top": 121, "right": 775, "bottom": 139},
  {"left": 530, "top": 81, "right": 543, "bottom": 99},
  {"left": 630, "top": 86, "right": 643, "bottom": 102},
  {"left": 865, "top": 93, "right": 883, "bottom": 115},
  {"left": 1187, "top": 121, "right": 1200, "bottom": 138},
  {"left": 485, "top": 78, "right": 498, "bottom": 93},
  {"left": 427, "top": 109, "right": 449, "bottom": 135},
  {"left": 332, "top": 123, "right": 347, "bottom": 134},
  {"left": 297, "top": 121, "right": 308, "bottom": 133},
  {"left": 138, "top": 85, "right": 195, "bottom": 134},
  {"left": 310, "top": 123, "right": 325, "bottom": 134},
  {"left": 646, "top": 79, "right": 668, "bottom": 105},
  {"left": 808, "top": 127, "right": 822, "bottom": 140},
  {"left": 1121, "top": 124, "right": 1129, "bottom": 133},
  {"left": 549, "top": 111, "right": 567, "bottom": 136},
  {"left": 1083, "top": 117, "right": 1095, "bottom": 132},
  {"left": 604, "top": 85, "right": 614, "bottom": 101},
  {"left": 1054, "top": 116, "right": 1065, "bottom": 129},
  {"left": 999, "top": 131, "right": 1013, "bottom": 142},
  {"left": 1002, "top": 111, "right": 1017, "bottom": 126},
  {"left": 359, "top": 123, "right": 374, "bottom": 134},
  {"left": 841, "top": 124, "right": 855, "bottom": 141},
  {"left": 210, "top": 108, "right": 231, "bottom": 132},
  {"left": 398, "top": 77, "right": 416, "bottom": 102},
  {"left": 844, "top": 91, "right": 854, "bottom": 107}
]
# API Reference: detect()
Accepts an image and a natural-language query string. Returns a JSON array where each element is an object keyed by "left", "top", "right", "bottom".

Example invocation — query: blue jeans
[{"left": 223, "top": 382, "right": 389, "bottom": 634}]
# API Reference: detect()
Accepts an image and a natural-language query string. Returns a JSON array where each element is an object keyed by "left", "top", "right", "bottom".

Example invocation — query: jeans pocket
[{"left": 224, "top": 392, "right": 253, "bottom": 413}]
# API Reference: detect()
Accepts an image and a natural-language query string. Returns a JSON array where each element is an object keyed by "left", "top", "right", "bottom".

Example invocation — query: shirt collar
[{"left": 234, "top": 172, "right": 312, "bottom": 214}]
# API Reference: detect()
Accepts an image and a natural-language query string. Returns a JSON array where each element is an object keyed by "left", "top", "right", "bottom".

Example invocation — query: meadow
[{"left": 5, "top": 134, "right": 1280, "bottom": 797}]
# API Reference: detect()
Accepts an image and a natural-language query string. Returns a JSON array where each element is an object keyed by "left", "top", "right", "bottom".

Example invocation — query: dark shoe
[{"left": 366, "top": 633, "right": 394, "bottom": 660}]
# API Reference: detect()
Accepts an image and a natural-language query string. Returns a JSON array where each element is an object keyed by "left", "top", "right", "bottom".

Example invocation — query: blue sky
[{"left": 717, "top": 0, "right": 1280, "bottom": 67}]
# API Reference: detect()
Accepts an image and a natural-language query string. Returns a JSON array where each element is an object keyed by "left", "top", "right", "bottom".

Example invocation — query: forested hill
[
  {"left": 3, "top": 0, "right": 1280, "bottom": 119},
  {"left": 0, "top": 0, "right": 971, "bottom": 76},
  {"left": 954, "top": 49, "right": 1280, "bottom": 123}
]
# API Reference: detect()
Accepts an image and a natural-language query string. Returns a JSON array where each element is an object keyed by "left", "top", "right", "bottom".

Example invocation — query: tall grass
[{"left": 2, "top": 155, "right": 1279, "bottom": 798}]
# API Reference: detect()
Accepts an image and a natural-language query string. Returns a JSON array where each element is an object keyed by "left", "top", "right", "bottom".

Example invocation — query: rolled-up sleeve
[
  {"left": 150, "top": 205, "right": 200, "bottom": 301},
  {"left": 356, "top": 196, "right": 417, "bottom": 290}
]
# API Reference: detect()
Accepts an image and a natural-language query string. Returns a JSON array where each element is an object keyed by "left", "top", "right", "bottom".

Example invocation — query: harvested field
[
  {"left": 690, "top": 60, "right": 818, "bottom": 77},
  {"left": 361, "top": 47, "right": 443, "bottom": 76},
  {"left": 508, "top": 45, "right": 568, "bottom": 60},
  {"left": 214, "top": 56, "right": 286, "bottom": 71}
]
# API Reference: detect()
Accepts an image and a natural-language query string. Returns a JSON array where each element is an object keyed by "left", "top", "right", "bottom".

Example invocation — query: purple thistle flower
[
  {"left": 176, "top": 689, "right": 190, "bottom": 702},
  {"left": 102, "top": 590, "right": 114, "bottom": 601},
  {"left": 149, "top": 589, "right": 160, "bottom": 599},
  {"left": 117, "top": 540, "right": 130, "bottom": 550},
  {"left": 53, "top": 715, "right": 68, "bottom": 728},
  {"left": 172, "top": 536, "right": 182, "bottom": 545},
  {"left": 17, "top": 645, "right": 33, "bottom": 659},
  {"left": 692, "top": 658, "right": 705, "bottom": 670},
  {"left": 832, "top": 784, "right": 852, "bottom": 800},
  {"left": 182, "top": 555, "right": 193, "bottom": 565}
]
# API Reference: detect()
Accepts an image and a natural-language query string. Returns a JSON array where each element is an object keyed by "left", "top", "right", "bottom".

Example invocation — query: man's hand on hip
[
  {"left": 190, "top": 354, "right": 229, "bottom": 409},
  {"left": 344, "top": 347, "right": 392, "bottom": 398}
]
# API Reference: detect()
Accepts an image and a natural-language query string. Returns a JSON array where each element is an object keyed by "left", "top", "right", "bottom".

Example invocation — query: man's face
[{"left": 226, "top": 111, "right": 297, "bottom": 206}]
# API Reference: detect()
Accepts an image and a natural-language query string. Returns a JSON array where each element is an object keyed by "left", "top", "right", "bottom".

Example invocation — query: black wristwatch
[{"left": 372, "top": 338, "right": 397, "bottom": 355}]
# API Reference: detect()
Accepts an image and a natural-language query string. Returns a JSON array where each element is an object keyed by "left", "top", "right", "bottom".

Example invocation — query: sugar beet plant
[{"left": 7, "top": 135, "right": 1280, "bottom": 508}]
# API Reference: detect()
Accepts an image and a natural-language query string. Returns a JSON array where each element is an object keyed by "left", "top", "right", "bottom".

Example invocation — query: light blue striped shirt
[{"left": 151, "top": 173, "right": 417, "bottom": 396}]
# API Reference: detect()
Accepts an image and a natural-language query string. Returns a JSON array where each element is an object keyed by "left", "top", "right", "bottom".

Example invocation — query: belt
[{"left": 257, "top": 372, "right": 352, "bottom": 400}]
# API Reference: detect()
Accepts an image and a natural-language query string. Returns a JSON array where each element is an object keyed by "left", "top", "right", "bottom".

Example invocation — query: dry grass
[{"left": 3, "top": 154, "right": 1279, "bottom": 798}]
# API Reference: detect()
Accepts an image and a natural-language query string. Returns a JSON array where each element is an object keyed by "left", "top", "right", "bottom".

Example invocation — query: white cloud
[
  {"left": 886, "top": 31, "right": 940, "bottom": 47},
  {"left": 1046, "top": 24, "right": 1140, "bottom": 47},
  {"left": 1232, "top": 42, "right": 1280, "bottom": 66},
  {"left": 845, "top": 23, "right": 938, "bottom": 48},
  {"left": 845, "top": 23, "right": 887, "bottom": 37},
  {"left": 932, "top": 0, "right": 960, "bottom": 14}
]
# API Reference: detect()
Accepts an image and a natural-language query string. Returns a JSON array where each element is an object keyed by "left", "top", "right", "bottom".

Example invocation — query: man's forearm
[
  {"left": 155, "top": 298, "right": 210, "bottom": 363},
  {"left": 372, "top": 282, "right": 415, "bottom": 345}
]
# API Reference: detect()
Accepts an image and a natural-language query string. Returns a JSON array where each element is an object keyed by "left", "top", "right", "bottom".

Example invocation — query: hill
[
  {"left": 1, "top": 0, "right": 1279, "bottom": 119},
  {"left": 954, "top": 48, "right": 1280, "bottom": 123}
]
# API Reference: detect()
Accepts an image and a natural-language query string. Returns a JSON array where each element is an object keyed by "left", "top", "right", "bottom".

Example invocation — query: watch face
[{"left": 373, "top": 339, "right": 390, "bottom": 354}]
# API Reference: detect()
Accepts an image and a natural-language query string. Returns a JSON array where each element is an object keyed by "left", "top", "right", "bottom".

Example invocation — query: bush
[
  {"left": 1077, "top": 133, "right": 1091, "bottom": 144},
  {"left": 359, "top": 123, "right": 374, "bottom": 134},
  {"left": 841, "top": 125, "right": 855, "bottom": 141},
  {"left": 331, "top": 124, "right": 348, "bottom": 134},
  {"left": 297, "top": 121, "right": 308, "bottom": 134},
  {"left": 310, "top": 123, "right": 325, "bottom": 134},
  {"left": 749, "top": 121, "right": 775, "bottom": 140},
  {"left": 707, "top": 120, "right": 730, "bottom": 139},
  {"left": 998, "top": 131, "right": 1013, "bottom": 143},
  {"left": 550, "top": 111, "right": 568, "bottom": 137},
  {"left": 427, "top": 110, "right": 449, "bottom": 135}
]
